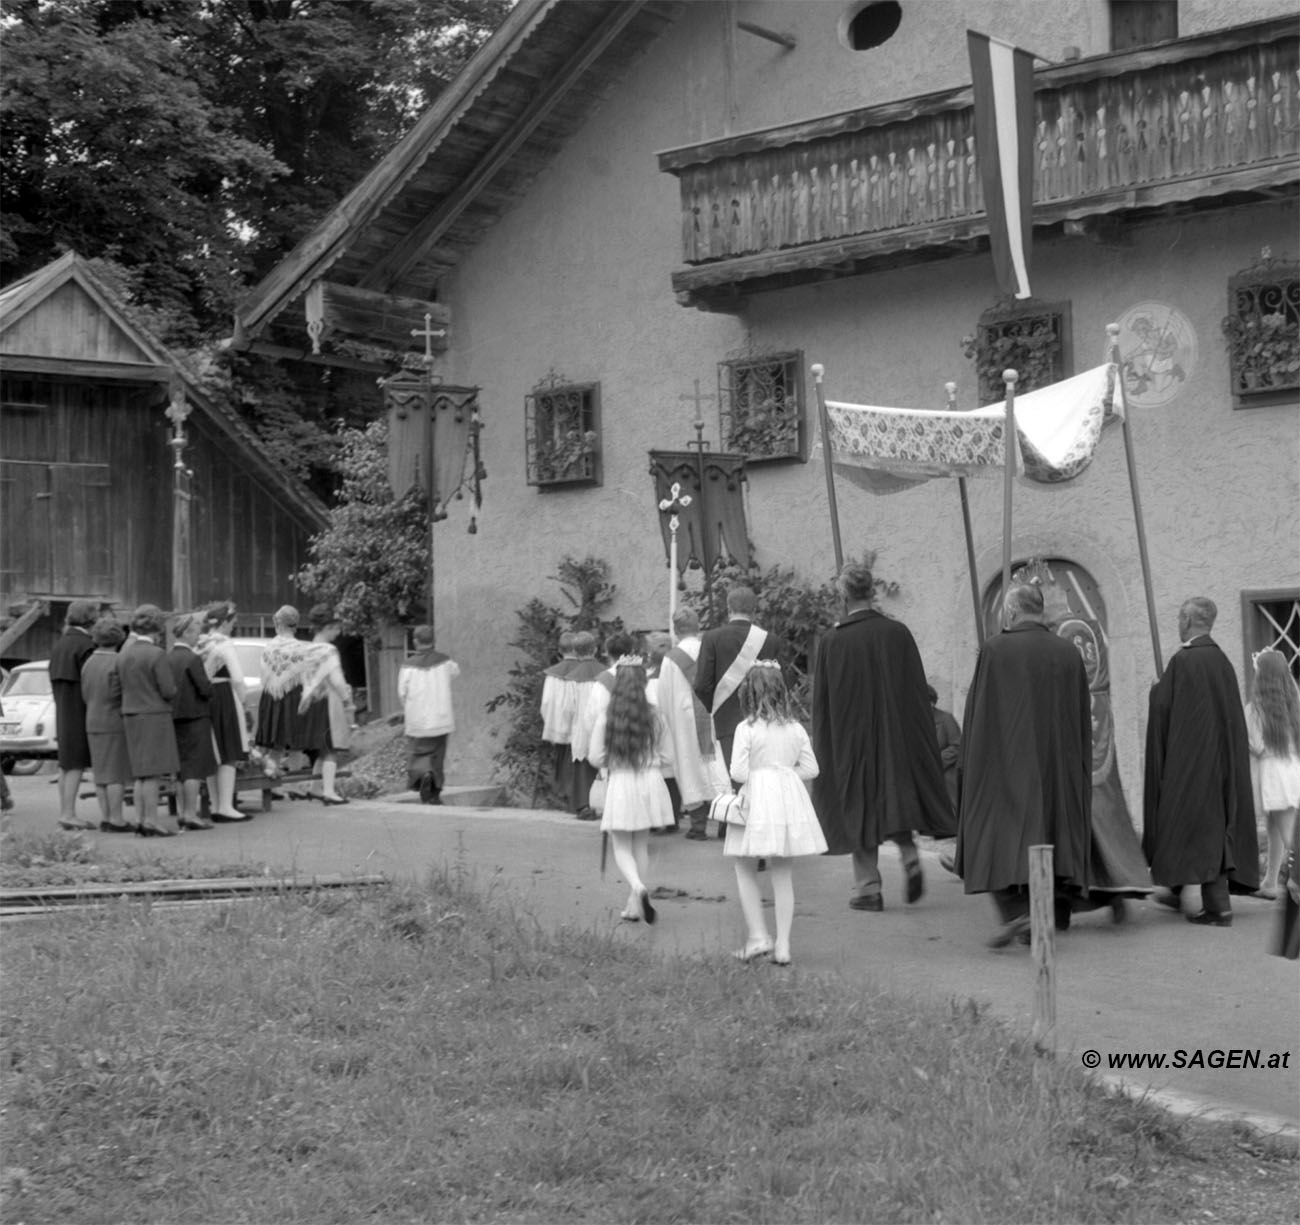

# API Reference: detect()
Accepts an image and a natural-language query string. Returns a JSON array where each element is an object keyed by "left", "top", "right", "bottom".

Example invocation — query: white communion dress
[
  {"left": 724, "top": 717, "right": 827, "bottom": 859},
  {"left": 589, "top": 708, "right": 675, "bottom": 833}
]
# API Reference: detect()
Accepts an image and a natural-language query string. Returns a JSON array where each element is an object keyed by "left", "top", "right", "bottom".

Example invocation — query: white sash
[{"left": 712, "top": 624, "right": 769, "bottom": 713}]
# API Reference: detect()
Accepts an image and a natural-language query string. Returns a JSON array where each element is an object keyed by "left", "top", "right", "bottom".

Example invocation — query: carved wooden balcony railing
[{"left": 658, "top": 18, "right": 1298, "bottom": 310}]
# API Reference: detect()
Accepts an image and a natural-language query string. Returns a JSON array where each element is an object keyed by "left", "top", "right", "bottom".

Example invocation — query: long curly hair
[
  {"left": 739, "top": 663, "right": 793, "bottom": 725},
  {"left": 606, "top": 663, "right": 657, "bottom": 769},
  {"left": 1252, "top": 649, "right": 1300, "bottom": 756}
]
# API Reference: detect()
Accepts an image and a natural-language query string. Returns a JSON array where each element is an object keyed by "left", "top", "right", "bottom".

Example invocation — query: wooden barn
[{"left": 0, "top": 252, "right": 328, "bottom": 664}]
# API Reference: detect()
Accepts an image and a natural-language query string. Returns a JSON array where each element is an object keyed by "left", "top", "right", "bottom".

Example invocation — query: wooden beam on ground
[{"left": 358, "top": 1, "right": 648, "bottom": 292}]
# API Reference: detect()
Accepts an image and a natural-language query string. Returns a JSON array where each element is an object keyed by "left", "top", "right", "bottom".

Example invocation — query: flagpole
[
  {"left": 1107, "top": 323, "right": 1164, "bottom": 677},
  {"left": 947, "top": 382, "right": 985, "bottom": 645},
  {"left": 1000, "top": 368, "right": 1018, "bottom": 625},
  {"left": 811, "top": 363, "right": 844, "bottom": 572}
]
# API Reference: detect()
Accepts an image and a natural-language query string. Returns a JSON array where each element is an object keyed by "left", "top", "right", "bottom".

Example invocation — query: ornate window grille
[
  {"left": 1243, "top": 589, "right": 1300, "bottom": 685},
  {"left": 717, "top": 349, "right": 807, "bottom": 463},
  {"left": 525, "top": 374, "right": 601, "bottom": 489},
  {"left": 964, "top": 299, "right": 1072, "bottom": 406},
  {"left": 1222, "top": 253, "right": 1300, "bottom": 406}
]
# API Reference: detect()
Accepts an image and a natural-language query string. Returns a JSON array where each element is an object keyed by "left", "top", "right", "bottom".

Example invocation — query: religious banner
[
  {"left": 648, "top": 450, "right": 751, "bottom": 575},
  {"left": 825, "top": 362, "right": 1118, "bottom": 493},
  {"left": 384, "top": 379, "right": 481, "bottom": 516}
]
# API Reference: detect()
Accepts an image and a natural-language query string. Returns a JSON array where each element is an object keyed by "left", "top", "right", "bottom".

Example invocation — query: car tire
[{"left": 9, "top": 758, "right": 42, "bottom": 775}]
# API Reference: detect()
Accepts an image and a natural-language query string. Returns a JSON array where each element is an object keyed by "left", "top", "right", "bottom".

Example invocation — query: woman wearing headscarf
[
  {"left": 170, "top": 612, "right": 218, "bottom": 830},
  {"left": 117, "top": 604, "right": 179, "bottom": 836},
  {"left": 80, "top": 616, "right": 133, "bottom": 832},
  {"left": 198, "top": 601, "right": 251, "bottom": 821}
]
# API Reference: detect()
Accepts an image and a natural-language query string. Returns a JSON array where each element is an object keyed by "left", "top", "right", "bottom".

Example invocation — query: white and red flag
[{"left": 967, "top": 30, "right": 1035, "bottom": 299}]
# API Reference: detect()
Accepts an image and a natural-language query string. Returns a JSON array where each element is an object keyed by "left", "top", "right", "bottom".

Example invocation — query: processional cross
[
  {"left": 411, "top": 313, "right": 448, "bottom": 370},
  {"left": 658, "top": 482, "right": 693, "bottom": 634}
]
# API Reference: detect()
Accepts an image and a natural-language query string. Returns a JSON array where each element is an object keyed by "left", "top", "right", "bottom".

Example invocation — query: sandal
[{"left": 732, "top": 941, "right": 774, "bottom": 963}]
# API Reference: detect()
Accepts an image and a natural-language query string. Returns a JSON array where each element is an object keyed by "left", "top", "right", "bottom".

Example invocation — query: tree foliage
[{"left": 294, "top": 420, "right": 430, "bottom": 640}]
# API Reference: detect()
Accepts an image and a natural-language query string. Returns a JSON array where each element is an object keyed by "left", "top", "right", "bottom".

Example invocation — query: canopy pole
[
  {"left": 1000, "top": 368, "right": 1019, "bottom": 626},
  {"left": 947, "top": 382, "right": 985, "bottom": 646},
  {"left": 1107, "top": 323, "right": 1163, "bottom": 677},
  {"left": 811, "top": 363, "right": 844, "bottom": 572}
]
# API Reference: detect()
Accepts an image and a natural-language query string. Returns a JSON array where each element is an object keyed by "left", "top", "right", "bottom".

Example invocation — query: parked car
[
  {"left": 227, "top": 638, "right": 267, "bottom": 721},
  {"left": 0, "top": 660, "right": 54, "bottom": 774}
]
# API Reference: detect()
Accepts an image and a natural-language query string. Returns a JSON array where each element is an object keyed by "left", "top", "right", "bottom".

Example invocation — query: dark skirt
[
  {"left": 210, "top": 679, "right": 246, "bottom": 765},
  {"left": 174, "top": 717, "right": 218, "bottom": 781},
  {"left": 123, "top": 712, "right": 179, "bottom": 778},
  {"left": 87, "top": 729, "right": 132, "bottom": 786},
  {"left": 257, "top": 689, "right": 331, "bottom": 753},
  {"left": 53, "top": 678, "right": 92, "bottom": 770}
]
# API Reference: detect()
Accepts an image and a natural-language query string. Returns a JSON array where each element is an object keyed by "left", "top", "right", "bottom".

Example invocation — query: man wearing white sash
[{"left": 695, "top": 587, "right": 781, "bottom": 835}]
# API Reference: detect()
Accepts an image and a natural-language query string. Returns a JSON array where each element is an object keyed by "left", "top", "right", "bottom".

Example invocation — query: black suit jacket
[
  {"left": 168, "top": 645, "right": 212, "bottom": 721},
  {"left": 693, "top": 619, "right": 781, "bottom": 744}
]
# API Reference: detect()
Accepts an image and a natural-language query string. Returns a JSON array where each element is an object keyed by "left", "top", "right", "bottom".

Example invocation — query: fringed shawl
[{"left": 260, "top": 636, "right": 341, "bottom": 702}]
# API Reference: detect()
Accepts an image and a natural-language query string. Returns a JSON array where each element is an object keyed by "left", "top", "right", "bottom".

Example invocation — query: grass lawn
[{"left": 1, "top": 838, "right": 1296, "bottom": 1224}]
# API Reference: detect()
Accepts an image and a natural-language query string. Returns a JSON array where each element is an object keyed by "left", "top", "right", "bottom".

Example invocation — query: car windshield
[
  {"left": 233, "top": 643, "right": 265, "bottom": 681},
  {"left": 2, "top": 669, "right": 51, "bottom": 698}
]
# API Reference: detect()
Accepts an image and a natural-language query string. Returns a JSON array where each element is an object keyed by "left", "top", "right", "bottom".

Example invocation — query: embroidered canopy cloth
[{"left": 825, "top": 363, "right": 1119, "bottom": 493}]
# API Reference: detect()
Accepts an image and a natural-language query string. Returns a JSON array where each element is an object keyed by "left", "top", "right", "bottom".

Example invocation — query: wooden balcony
[{"left": 658, "top": 18, "right": 1298, "bottom": 311}]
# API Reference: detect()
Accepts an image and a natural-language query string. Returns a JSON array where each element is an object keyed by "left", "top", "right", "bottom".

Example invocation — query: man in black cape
[
  {"left": 955, "top": 582, "right": 1092, "bottom": 947},
  {"left": 811, "top": 561, "right": 954, "bottom": 911},
  {"left": 1143, "top": 595, "right": 1258, "bottom": 926}
]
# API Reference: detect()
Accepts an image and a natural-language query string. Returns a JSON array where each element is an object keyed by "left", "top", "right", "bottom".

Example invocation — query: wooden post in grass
[{"left": 1029, "top": 844, "right": 1056, "bottom": 1056}]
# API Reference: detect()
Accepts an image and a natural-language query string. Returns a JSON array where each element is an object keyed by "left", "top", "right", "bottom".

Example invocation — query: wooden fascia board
[
  {"left": 233, "top": 0, "right": 559, "bottom": 339},
  {"left": 668, "top": 162, "right": 1298, "bottom": 295},
  {"left": 657, "top": 15, "right": 1297, "bottom": 172},
  {"left": 358, "top": 0, "right": 649, "bottom": 292},
  {"left": 0, "top": 355, "right": 173, "bottom": 381}
]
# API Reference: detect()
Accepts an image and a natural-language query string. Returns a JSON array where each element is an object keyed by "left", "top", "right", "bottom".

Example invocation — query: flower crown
[
  {"left": 614, "top": 654, "right": 645, "bottom": 669},
  {"left": 751, "top": 659, "right": 782, "bottom": 671}
]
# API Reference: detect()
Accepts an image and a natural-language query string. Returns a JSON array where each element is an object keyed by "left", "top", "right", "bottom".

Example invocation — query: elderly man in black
[
  {"left": 955, "top": 582, "right": 1092, "bottom": 947},
  {"left": 1143, "top": 596, "right": 1258, "bottom": 926},
  {"left": 811, "top": 561, "right": 954, "bottom": 911}
]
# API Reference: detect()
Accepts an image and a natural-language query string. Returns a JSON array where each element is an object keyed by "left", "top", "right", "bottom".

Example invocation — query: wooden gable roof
[
  {"left": 1, "top": 252, "right": 328, "bottom": 530},
  {"left": 231, "top": 0, "right": 684, "bottom": 362}
]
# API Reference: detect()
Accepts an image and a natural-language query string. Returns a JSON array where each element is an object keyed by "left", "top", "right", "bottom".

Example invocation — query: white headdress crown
[
  {"left": 614, "top": 654, "right": 645, "bottom": 669},
  {"left": 752, "top": 659, "right": 782, "bottom": 671}
]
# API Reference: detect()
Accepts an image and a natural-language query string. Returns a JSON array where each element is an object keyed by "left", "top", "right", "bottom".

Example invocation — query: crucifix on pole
[
  {"left": 680, "top": 378, "right": 718, "bottom": 602},
  {"left": 412, "top": 313, "right": 447, "bottom": 370},
  {"left": 411, "top": 313, "right": 448, "bottom": 624},
  {"left": 658, "top": 482, "right": 693, "bottom": 638}
]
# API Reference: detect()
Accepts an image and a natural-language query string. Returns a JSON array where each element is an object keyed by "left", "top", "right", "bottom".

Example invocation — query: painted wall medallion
[{"left": 1115, "top": 302, "right": 1197, "bottom": 408}]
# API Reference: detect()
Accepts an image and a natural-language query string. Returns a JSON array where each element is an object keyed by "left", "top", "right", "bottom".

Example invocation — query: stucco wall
[{"left": 432, "top": 0, "right": 1299, "bottom": 817}]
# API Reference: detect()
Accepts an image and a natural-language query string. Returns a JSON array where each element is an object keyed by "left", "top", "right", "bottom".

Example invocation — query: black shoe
[
  {"left": 904, "top": 860, "right": 925, "bottom": 904},
  {"left": 684, "top": 829, "right": 708, "bottom": 841},
  {"left": 639, "top": 889, "right": 656, "bottom": 925},
  {"left": 417, "top": 773, "right": 436, "bottom": 805},
  {"left": 987, "top": 915, "right": 1031, "bottom": 948},
  {"left": 1187, "top": 910, "right": 1232, "bottom": 927},
  {"left": 849, "top": 894, "right": 883, "bottom": 912},
  {"left": 575, "top": 807, "right": 599, "bottom": 821},
  {"left": 99, "top": 821, "right": 135, "bottom": 833}
]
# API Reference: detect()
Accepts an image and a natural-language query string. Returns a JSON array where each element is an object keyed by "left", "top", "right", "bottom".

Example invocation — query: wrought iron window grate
[
  {"left": 525, "top": 375, "right": 601, "bottom": 489},
  {"left": 964, "top": 300, "right": 1072, "bottom": 406},
  {"left": 1222, "top": 254, "right": 1299, "bottom": 405},
  {"left": 1244, "top": 591, "right": 1300, "bottom": 684},
  {"left": 717, "top": 350, "right": 807, "bottom": 463}
]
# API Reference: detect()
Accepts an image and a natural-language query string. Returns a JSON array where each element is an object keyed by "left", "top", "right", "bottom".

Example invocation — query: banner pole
[
  {"left": 1000, "top": 368, "right": 1018, "bottom": 624},
  {"left": 947, "top": 383, "right": 985, "bottom": 645},
  {"left": 1107, "top": 323, "right": 1164, "bottom": 677},
  {"left": 811, "top": 363, "right": 844, "bottom": 572}
]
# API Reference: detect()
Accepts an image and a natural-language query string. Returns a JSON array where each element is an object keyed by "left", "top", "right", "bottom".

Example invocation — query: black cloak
[
  {"left": 955, "top": 622, "right": 1092, "bottom": 894},
  {"left": 811, "top": 608, "right": 954, "bottom": 853},
  {"left": 1142, "top": 635, "right": 1258, "bottom": 890}
]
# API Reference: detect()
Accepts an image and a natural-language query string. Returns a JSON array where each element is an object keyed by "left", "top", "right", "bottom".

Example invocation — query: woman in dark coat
[
  {"left": 118, "top": 604, "right": 179, "bottom": 836},
  {"left": 50, "top": 599, "right": 98, "bottom": 830},
  {"left": 169, "top": 612, "right": 217, "bottom": 830},
  {"left": 80, "top": 616, "right": 133, "bottom": 832}
]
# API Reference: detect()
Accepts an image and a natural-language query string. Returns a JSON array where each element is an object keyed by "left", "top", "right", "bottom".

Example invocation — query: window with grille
[
  {"left": 964, "top": 300, "right": 1072, "bottom": 406},
  {"left": 525, "top": 376, "right": 601, "bottom": 489},
  {"left": 1222, "top": 256, "right": 1300, "bottom": 407},
  {"left": 1243, "top": 590, "right": 1300, "bottom": 687},
  {"left": 717, "top": 350, "right": 807, "bottom": 463}
]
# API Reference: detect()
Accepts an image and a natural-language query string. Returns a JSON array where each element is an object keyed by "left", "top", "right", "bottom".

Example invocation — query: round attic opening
[{"left": 840, "top": 1, "right": 903, "bottom": 51}]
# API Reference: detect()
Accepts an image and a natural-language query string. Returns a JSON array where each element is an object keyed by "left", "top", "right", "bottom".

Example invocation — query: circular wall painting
[{"left": 1115, "top": 302, "right": 1197, "bottom": 408}]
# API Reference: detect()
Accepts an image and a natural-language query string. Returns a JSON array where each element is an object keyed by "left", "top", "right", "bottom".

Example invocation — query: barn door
[{"left": 0, "top": 461, "right": 112, "bottom": 596}]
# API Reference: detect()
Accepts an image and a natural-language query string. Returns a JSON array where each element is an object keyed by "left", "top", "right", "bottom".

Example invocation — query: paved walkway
[{"left": 5, "top": 772, "right": 1297, "bottom": 1135}]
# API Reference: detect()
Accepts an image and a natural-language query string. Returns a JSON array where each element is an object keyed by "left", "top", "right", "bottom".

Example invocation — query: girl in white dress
[
  {"left": 725, "top": 660, "right": 826, "bottom": 965},
  {"left": 589, "top": 656, "right": 674, "bottom": 923},
  {"left": 1245, "top": 649, "right": 1300, "bottom": 899}
]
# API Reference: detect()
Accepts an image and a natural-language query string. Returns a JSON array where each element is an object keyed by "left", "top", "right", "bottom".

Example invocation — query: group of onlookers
[
  {"left": 41, "top": 600, "right": 354, "bottom": 836},
  {"left": 546, "top": 564, "right": 1299, "bottom": 964}
]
